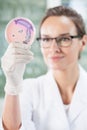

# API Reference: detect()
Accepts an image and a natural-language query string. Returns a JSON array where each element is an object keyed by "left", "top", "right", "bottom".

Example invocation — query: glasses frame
[{"left": 36, "top": 35, "right": 82, "bottom": 48}]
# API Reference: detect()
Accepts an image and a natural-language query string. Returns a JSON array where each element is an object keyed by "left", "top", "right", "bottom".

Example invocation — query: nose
[{"left": 49, "top": 39, "right": 61, "bottom": 52}]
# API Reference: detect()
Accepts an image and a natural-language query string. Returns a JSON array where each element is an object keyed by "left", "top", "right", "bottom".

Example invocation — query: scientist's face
[{"left": 40, "top": 16, "right": 85, "bottom": 71}]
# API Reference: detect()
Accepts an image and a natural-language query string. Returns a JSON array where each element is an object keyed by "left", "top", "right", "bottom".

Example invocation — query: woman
[{"left": 1, "top": 5, "right": 87, "bottom": 130}]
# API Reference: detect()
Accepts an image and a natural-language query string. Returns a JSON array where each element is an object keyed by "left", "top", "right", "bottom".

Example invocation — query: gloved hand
[{"left": 1, "top": 42, "right": 33, "bottom": 95}]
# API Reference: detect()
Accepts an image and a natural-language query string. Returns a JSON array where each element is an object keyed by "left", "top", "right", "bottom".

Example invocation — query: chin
[{"left": 48, "top": 64, "right": 65, "bottom": 71}]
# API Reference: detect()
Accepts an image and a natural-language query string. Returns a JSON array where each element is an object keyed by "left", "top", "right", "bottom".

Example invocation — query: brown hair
[{"left": 39, "top": 6, "right": 86, "bottom": 37}]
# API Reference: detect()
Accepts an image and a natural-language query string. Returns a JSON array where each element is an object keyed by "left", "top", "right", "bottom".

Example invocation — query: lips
[{"left": 49, "top": 55, "right": 64, "bottom": 61}]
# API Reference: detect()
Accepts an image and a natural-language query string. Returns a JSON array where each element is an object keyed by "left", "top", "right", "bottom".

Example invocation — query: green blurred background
[
  {"left": 0, "top": 0, "right": 47, "bottom": 97},
  {"left": 0, "top": 0, "right": 87, "bottom": 98}
]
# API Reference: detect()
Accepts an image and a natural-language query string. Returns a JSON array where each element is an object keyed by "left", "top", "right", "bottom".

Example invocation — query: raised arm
[
  {"left": 2, "top": 95, "right": 21, "bottom": 130},
  {"left": 1, "top": 43, "right": 33, "bottom": 130}
]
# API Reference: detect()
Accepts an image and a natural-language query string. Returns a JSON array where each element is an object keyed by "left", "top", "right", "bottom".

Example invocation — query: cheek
[{"left": 67, "top": 44, "right": 81, "bottom": 61}]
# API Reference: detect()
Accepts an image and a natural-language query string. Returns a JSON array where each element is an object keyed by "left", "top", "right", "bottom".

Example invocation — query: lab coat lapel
[
  {"left": 68, "top": 67, "right": 87, "bottom": 124},
  {"left": 47, "top": 71, "right": 70, "bottom": 129}
]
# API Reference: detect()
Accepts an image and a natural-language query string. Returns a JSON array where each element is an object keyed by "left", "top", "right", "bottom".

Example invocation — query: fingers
[
  {"left": 5, "top": 42, "right": 33, "bottom": 56},
  {"left": 6, "top": 42, "right": 32, "bottom": 54},
  {"left": 1, "top": 42, "right": 34, "bottom": 69},
  {"left": 14, "top": 54, "right": 34, "bottom": 64},
  {"left": 13, "top": 42, "right": 31, "bottom": 50},
  {"left": 14, "top": 48, "right": 34, "bottom": 56}
]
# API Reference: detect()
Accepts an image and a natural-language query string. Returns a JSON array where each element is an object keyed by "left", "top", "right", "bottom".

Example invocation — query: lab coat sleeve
[
  {"left": 0, "top": 118, "right": 3, "bottom": 130},
  {"left": 19, "top": 78, "right": 36, "bottom": 130}
]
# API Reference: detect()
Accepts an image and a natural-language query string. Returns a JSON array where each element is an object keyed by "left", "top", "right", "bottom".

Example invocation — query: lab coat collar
[
  {"left": 46, "top": 70, "right": 70, "bottom": 129},
  {"left": 47, "top": 65, "right": 87, "bottom": 127},
  {"left": 68, "top": 66, "right": 87, "bottom": 124}
]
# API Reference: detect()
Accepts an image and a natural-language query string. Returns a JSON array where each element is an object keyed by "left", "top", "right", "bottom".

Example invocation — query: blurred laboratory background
[{"left": 0, "top": 0, "right": 87, "bottom": 116}]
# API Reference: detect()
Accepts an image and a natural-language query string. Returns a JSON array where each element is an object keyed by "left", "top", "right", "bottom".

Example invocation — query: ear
[{"left": 80, "top": 34, "right": 87, "bottom": 51}]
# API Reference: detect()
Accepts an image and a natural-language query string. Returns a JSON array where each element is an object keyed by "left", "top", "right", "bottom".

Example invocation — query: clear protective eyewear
[{"left": 36, "top": 35, "right": 82, "bottom": 48}]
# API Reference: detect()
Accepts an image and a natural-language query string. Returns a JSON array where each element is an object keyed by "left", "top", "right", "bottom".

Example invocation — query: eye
[
  {"left": 61, "top": 37, "right": 71, "bottom": 41},
  {"left": 42, "top": 38, "right": 52, "bottom": 42}
]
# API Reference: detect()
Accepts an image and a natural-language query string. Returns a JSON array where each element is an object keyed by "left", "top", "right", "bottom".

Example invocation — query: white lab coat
[{"left": 20, "top": 65, "right": 87, "bottom": 130}]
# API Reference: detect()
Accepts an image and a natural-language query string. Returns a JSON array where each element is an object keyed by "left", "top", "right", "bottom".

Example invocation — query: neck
[{"left": 51, "top": 65, "right": 80, "bottom": 104}]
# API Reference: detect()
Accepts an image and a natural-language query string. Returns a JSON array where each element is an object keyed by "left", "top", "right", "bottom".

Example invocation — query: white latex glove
[{"left": 1, "top": 42, "right": 33, "bottom": 95}]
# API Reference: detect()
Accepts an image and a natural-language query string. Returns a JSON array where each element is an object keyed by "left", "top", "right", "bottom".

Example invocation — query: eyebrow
[
  {"left": 41, "top": 33, "right": 70, "bottom": 37},
  {"left": 59, "top": 33, "right": 70, "bottom": 36},
  {"left": 41, "top": 34, "right": 51, "bottom": 38}
]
